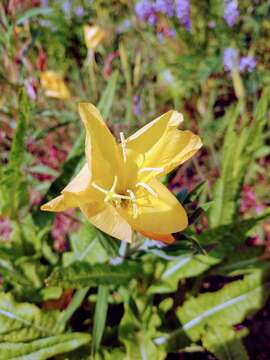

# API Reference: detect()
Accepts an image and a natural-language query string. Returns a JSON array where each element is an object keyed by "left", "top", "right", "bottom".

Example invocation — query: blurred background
[{"left": 0, "top": 1, "right": 270, "bottom": 359}]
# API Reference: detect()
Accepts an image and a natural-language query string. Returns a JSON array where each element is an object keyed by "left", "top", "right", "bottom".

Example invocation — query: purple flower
[
  {"left": 62, "top": 1, "right": 71, "bottom": 16},
  {"left": 24, "top": 79, "right": 37, "bottom": 100},
  {"left": 74, "top": 6, "right": 84, "bottom": 17},
  {"left": 133, "top": 95, "right": 142, "bottom": 116},
  {"left": 40, "top": 0, "right": 49, "bottom": 6},
  {"left": 223, "top": 47, "right": 238, "bottom": 72},
  {"left": 175, "top": 0, "right": 191, "bottom": 31},
  {"left": 154, "top": 0, "right": 174, "bottom": 17},
  {"left": 224, "top": 0, "right": 240, "bottom": 27},
  {"left": 208, "top": 20, "right": 216, "bottom": 29},
  {"left": 135, "top": 0, "right": 156, "bottom": 25},
  {"left": 239, "top": 56, "right": 256, "bottom": 73}
]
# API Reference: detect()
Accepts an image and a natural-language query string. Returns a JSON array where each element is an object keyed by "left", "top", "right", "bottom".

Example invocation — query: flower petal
[
  {"left": 142, "top": 129, "right": 202, "bottom": 177},
  {"left": 80, "top": 202, "right": 133, "bottom": 243},
  {"left": 122, "top": 179, "right": 188, "bottom": 234},
  {"left": 126, "top": 110, "right": 183, "bottom": 154},
  {"left": 41, "top": 164, "right": 101, "bottom": 212},
  {"left": 139, "top": 230, "right": 175, "bottom": 244},
  {"left": 41, "top": 194, "right": 75, "bottom": 212},
  {"left": 78, "top": 103, "right": 123, "bottom": 187}
]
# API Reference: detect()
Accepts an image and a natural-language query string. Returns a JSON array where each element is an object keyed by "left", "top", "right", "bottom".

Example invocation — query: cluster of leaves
[{"left": 0, "top": 1, "right": 270, "bottom": 359}]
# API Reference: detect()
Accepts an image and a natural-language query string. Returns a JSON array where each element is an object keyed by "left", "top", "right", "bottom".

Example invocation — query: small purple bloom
[
  {"left": 135, "top": 0, "right": 156, "bottom": 24},
  {"left": 175, "top": 0, "right": 191, "bottom": 31},
  {"left": 208, "top": 20, "right": 216, "bottom": 29},
  {"left": 239, "top": 56, "right": 256, "bottom": 73},
  {"left": 117, "top": 19, "right": 132, "bottom": 33},
  {"left": 74, "top": 6, "right": 84, "bottom": 17},
  {"left": 62, "top": 1, "right": 71, "bottom": 16},
  {"left": 148, "top": 13, "right": 158, "bottom": 25},
  {"left": 133, "top": 95, "right": 142, "bottom": 116},
  {"left": 154, "top": 0, "right": 174, "bottom": 17},
  {"left": 224, "top": 0, "right": 240, "bottom": 27},
  {"left": 157, "top": 32, "right": 165, "bottom": 43},
  {"left": 40, "top": 0, "right": 49, "bottom": 6},
  {"left": 223, "top": 47, "right": 238, "bottom": 72},
  {"left": 24, "top": 79, "right": 36, "bottom": 100}
]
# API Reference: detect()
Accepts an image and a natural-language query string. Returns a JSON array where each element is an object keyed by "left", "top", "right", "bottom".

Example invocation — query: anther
[
  {"left": 136, "top": 182, "right": 157, "bottom": 197},
  {"left": 139, "top": 167, "right": 164, "bottom": 174},
  {"left": 120, "top": 132, "right": 127, "bottom": 162},
  {"left": 127, "top": 189, "right": 139, "bottom": 218}
]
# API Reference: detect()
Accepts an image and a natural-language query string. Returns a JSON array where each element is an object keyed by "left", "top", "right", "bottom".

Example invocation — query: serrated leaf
[
  {"left": 63, "top": 222, "right": 108, "bottom": 266},
  {"left": 177, "top": 267, "right": 270, "bottom": 342},
  {"left": 148, "top": 254, "right": 219, "bottom": 294},
  {"left": 119, "top": 303, "right": 165, "bottom": 360},
  {"left": 0, "top": 292, "right": 64, "bottom": 342},
  {"left": 0, "top": 90, "right": 30, "bottom": 217},
  {"left": 47, "top": 261, "right": 140, "bottom": 289},
  {"left": 0, "top": 332, "right": 91, "bottom": 360},
  {"left": 210, "top": 88, "right": 270, "bottom": 227},
  {"left": 202, "top": 326, "right": 249, "bottom": 360}
]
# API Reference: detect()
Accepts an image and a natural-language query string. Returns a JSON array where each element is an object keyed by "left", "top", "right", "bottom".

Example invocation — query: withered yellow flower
[
  {"left": 84, "top": 25, "right": 105, "bottom": 50},
  {"left": 41, "top": 104, "right": 202, "bottom": 243},
  {"left": 40, "top": 71, "right": 70, "bottom": 100}
]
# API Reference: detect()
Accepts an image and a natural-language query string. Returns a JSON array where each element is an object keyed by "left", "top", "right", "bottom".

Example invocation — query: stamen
[
  {"left": 120, "top": 132, "right": 127, "bottom": 162},
  {"left": 92, "top": 182, "right": 108, "bottom": 195},
  {"left": 114, "top": 194, "right": 131, "bottom": 200},
  {"left": 126, "top": 189, "right": 139, "bottom": 218},
  {"left": 136, "top": 182, "right": 157, "bottom": 197},
  {"left": 139, "top": 167, "right": 164, "bottom": 174}
]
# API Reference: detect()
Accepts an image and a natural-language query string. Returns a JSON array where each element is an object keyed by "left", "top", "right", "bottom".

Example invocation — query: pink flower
[{"left": 0, "top": 217, "right": 12, "bottom": 241}]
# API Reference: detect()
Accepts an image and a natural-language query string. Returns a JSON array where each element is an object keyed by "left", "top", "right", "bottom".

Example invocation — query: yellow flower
[
  {"left": 84, "top": 25, "right": 105, "bottom": 50},
  {"left": 40, "top": 71, "right": 71, "bottom": 100},
  {"left": 41, "top": 104, "right": 202, "bottom": 243}
]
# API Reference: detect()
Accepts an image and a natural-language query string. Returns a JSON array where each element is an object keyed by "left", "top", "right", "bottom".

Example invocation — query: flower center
[{"left": 91, "top": 175, "right": 158, "bottom": 218}]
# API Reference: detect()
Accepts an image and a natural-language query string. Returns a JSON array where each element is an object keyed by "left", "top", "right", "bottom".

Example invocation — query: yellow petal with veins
[
  {"left": 126, "top": 110, "right": 183, "bottom": 154},
  {"left": 80, "top": 202, "right": 132, "bottom": 242},
  {"left": 41, "top": 195, "right": 75, "bottom": 212},
  {"left": 143, "top": 129, "right": 202, "bottom": 178},
  {"left": 41, "top": 163, "right": 97, "bottom": 211},
  {"left": 120, "top": 178, "right": 188, "bottom": 235},
  {"left": 78, "top": 103, "right": 123, "bottom": 188}
]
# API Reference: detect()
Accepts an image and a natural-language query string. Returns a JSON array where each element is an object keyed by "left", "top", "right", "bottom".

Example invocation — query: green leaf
[
  {"left": 0, "top": 90, "right": 30, "bottom": 217},
  {"left": 97, "top": 71, "right": 119, "bottom": 120},
  {"left": 213, "top": 247, "right": 264, "bottom": 276},
  {"left": 0, "top": 292, "right": 64, "bottom": 342},
  {"left": 47, "top": 261, "right": 140, "bottom": 289},
  {"left": 209, "top": 88, "right": 270, "bottom": 227},
  {"left": 16, "top": 7, "right": 52, "bottom": 25},
  {"left": 59, "top": 288, "right": 89, "bottom": 327},
  {"left": 202, "top": 326, "right": 249, "bottom": 360},
  {"left": 92, "top": 286, "right": 109, "bottom": 354},
  {"left": 148, "top": 254, "right": 219, "bottom": 294},
  {"left": 119, "top": 302, "right": 165, "bottom": 360},
  {"left": 177, "top": 267, "right": 270, "bottom": 342},
  {"left": 0, "top": 333, "right": 91, "bottom": 360},
  {"left": 63, "top": 222, "right": 108, "bottom": 266},
  {"left": 199, "top": 211, "right": 270, "bottom": 256}
]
